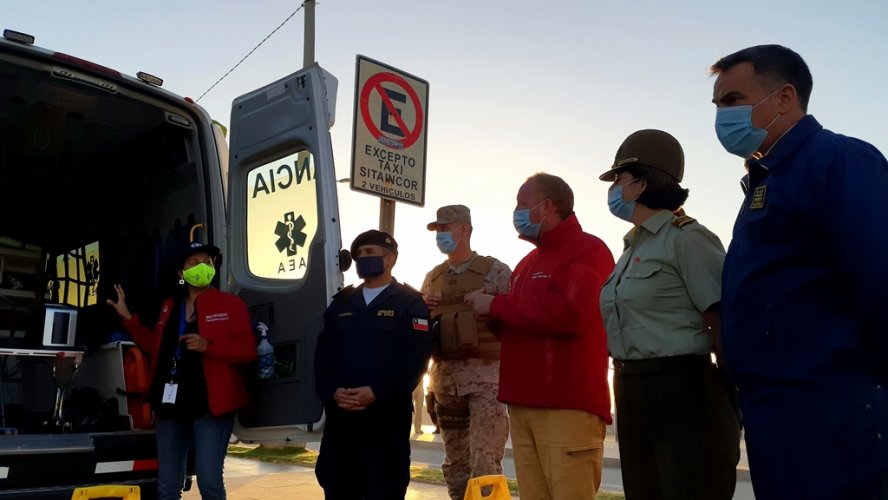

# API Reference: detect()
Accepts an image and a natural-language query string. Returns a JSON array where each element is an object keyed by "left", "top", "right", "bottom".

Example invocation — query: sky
[{"left": 7, "top": 0, "right": 888, "bottom": 289}]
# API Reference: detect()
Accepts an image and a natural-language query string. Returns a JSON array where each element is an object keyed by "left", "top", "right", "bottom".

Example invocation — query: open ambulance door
[{"left": 226, "top": 64, "right": 346, "bottom": 444}]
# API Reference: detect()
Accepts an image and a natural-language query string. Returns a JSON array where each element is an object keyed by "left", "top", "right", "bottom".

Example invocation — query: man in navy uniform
[
  {"left": 711, "top": 44, "right": 888, "bottom": 499},
  {"left": 314, "top": 230, "right": 433, "bottom": 499}
]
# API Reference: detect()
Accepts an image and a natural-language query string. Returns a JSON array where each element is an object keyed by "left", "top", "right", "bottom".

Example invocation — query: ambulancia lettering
[{"left": 251, "top": 155, "right": 313, "bottom": 199}]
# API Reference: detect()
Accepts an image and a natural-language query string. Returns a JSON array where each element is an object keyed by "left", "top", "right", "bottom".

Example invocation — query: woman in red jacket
[{"left": 107, "top": 242, "right": 257, "bottom": 500}]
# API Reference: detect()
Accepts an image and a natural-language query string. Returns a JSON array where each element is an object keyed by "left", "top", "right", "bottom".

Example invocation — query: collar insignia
[{"left": 750, "top": 185, "right": 767, "bottom": 209}]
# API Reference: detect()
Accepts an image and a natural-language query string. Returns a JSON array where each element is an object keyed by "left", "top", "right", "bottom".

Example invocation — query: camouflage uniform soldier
[{"left": 421, "top": 205, "right": 511, "bottom": 500}]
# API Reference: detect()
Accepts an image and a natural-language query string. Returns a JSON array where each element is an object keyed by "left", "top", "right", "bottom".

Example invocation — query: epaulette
[
  {"left": 402, "top": 282, "right": 422, "bottom": 295},
  {"left": 332, "top": 285, "right": 355, "bottom": 301},
  {"left": 672, "top": 215, "right": 697, "bottom": 229}
]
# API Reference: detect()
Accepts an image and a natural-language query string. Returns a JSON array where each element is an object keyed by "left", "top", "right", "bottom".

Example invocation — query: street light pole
[
  {"left": 303, "top": 0, "right": 315, "bottom": 68},
  {"left": 308, "top": 2, "right": 395, "bottom": 237}
]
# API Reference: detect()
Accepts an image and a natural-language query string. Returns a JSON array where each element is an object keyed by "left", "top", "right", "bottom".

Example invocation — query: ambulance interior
[{"left": 0, "top": 54, "right": 211, "bottom": 434}]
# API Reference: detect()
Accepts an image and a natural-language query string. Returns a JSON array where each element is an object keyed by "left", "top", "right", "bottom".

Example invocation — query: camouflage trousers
[
  {"left": 434, "top": 388, "right": 509, "bottom": 500},
  {"left": 412, "top": 383, "right": 425, "bottom": 432}
]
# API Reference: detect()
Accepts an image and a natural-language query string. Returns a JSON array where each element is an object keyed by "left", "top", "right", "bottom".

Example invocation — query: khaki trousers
[{"left": 509, "top": 405, "right": 605, "bottom": 500}]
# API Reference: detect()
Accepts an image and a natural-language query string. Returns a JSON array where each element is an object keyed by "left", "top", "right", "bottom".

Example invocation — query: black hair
[
  {"left": 623, "top": 164, "right": 689, "bottom": 211},
  {"left": 710, "top": 44, "right": 813, "bottom": 112}
]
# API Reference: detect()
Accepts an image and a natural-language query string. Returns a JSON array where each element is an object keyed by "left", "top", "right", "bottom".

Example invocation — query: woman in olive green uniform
[{"left": 598, "top": 129, "right": 740, "bottom": 500}]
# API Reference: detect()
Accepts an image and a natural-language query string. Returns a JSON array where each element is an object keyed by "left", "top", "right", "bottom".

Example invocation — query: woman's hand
[
  {"left": 181, "top": 333, "right": 209, "bottom": 353},
  {"left": 105, "top": 284, "right": 133, "bottom": 321}
]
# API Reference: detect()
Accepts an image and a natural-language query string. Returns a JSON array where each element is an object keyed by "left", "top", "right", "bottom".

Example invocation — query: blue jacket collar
[{"left": 754, "top": 115, "right": 823, "bottom": 170}]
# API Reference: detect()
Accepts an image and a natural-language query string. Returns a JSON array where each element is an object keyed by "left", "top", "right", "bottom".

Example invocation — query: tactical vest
[{"left": 428, "top": 255, "right": 501, "bottom": 360}]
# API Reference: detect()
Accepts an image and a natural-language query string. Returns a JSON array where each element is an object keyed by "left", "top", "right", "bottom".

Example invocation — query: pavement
[
  {"left": 181, "top": 428, "right": 476, "bottom": 499},
  {"left": 414, "top": 425, "right": 750, "bottom": 478},
  {"left": 183, "top": 423, "right": 750, "bottom": 499},
  {"left": 182, "top": 456, "right": 458, "bottom": 499}
]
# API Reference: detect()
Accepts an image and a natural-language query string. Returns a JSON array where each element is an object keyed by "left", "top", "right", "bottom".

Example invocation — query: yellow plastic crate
[
  {"left": 463, "top": 474, "right": 510, "bottom": 500},
  {"left": 71, "top": 485, "right": 140, "bottom": 500}
]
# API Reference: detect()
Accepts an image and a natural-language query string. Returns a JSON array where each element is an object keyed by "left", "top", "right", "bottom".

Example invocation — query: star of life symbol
[{"left": 275, "top": 212, "right": 307, "bottom": 257}]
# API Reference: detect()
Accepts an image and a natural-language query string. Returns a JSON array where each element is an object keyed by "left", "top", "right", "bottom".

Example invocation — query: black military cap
[{"left": 350, "top": 230, "right": 398, "bottom": 257}]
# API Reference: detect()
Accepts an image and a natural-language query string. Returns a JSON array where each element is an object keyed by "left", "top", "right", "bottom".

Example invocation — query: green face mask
[{"left": 182, "top": 263, "right": 216, "bottom": 287}]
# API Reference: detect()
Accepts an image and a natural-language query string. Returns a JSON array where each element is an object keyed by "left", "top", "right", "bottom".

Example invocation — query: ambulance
[{"left": 0, "top": 28, "right": 345, "bottom": 497}]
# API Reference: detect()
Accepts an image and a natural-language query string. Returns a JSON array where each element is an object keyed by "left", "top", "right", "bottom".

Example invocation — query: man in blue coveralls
[{"left": 710, "top": 44, "right": 888, "bottom": 499}]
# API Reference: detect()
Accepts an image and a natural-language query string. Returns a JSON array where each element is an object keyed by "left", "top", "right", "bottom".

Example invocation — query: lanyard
[{"left": 169, "top": 305, "right": 190, "bottom": 380}]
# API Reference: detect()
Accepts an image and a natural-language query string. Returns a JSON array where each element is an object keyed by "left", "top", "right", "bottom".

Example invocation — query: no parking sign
[{"left": 350, "top": 55, "right": 429, "bottom": 207}]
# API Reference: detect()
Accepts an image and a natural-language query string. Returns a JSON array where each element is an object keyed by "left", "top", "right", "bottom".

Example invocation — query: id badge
[{"left": 162, "top": 383, "right": 179, "bottom": 404}]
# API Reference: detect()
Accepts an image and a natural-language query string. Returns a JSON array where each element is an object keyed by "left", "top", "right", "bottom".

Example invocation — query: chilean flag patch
[{"left": 412, "top": 318, "right": 429, "bottom": 332}]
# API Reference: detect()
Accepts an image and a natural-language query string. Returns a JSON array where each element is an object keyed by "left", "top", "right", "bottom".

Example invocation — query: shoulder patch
[{"left": 671, "top": 215, "right": 697, "bottom": 229}]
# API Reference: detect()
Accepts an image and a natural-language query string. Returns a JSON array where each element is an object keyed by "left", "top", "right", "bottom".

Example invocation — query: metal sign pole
[{"left": 379, "top": 198, "right": 396, "bottom": 235}]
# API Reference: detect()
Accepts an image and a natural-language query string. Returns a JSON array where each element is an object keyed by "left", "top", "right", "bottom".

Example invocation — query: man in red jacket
[{"left": 467, "top": 172, "right": 615, "bottom": 500}]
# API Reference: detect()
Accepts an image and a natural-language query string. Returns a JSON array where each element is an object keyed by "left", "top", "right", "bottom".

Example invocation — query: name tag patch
[{"left": 750, "top": 185, "right": 767, "bottom": 209}]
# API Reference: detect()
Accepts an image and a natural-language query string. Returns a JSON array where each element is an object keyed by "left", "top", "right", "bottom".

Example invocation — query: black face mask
[{"left": 355, "top": 256, "right": 385, "bottom": 278}]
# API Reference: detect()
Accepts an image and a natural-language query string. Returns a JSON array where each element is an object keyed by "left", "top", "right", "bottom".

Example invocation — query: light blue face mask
[
  {"left": 608, "top": 180, "right": 640, "bottom": 222},
  {"left": 512, "top": 201, "right": 544, "bottom": 240},
  {"left": 435, "top": 231, "right": 458, "bottom": 254},
  {"left": 715, "top": 89, "right": 782, "bottom": 158}
]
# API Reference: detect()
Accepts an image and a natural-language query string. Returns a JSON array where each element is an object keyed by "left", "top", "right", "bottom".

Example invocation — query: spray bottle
[{"left": 255, "top": 322, "right": 275, "bottom": 380}]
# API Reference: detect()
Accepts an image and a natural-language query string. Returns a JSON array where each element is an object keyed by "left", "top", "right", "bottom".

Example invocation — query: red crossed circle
[{"left": 360, "top": 72, "right": 423, "bottom": 149}]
